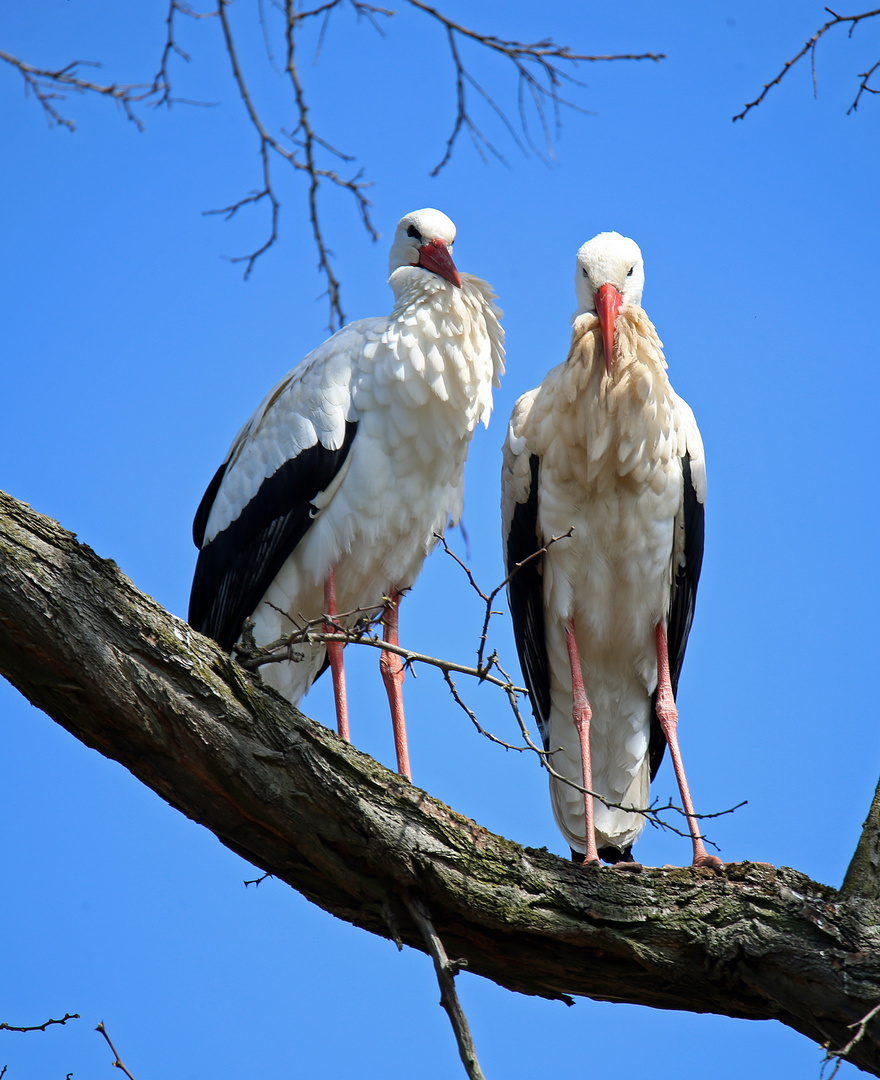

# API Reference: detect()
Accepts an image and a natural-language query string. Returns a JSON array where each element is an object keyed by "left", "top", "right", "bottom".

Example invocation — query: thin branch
[
  {"left": 96, "top": 1022, "right": 138, "bottom": 1080},
  {"left": 284, "top": 0, "right": 377, "bottom": 328},
  {"left": 434, "top": 528, "right": 572, "bottom": 672},
  {"left": 0, "top": 1013, "right": 79, "bottom": 1034},
  {"left": 244, "top": 871, "right": 274, "bottom": 887},
  {"left": 0, "top": 52, "right": 156, "bottom": 132},
  {"left": 733, "top": 7, "right": 880, "bottom": 121},
  {"left": 406, "top": 0, "right": 664, "bottom": 173},
  {"left": 213, "top": 0, "right": 283, "bottom": 281},
  {"left": 822, "top": 1001, "right": 880, "bottom": 1079},
  {"left": 241, "top": 621, "right": 528, "bottom": 694},
  {"left": 211, "top": 0, "right": 377, "bottom": 325},
  {"left": 403, "top": 893, "right": 486, "bottom": 1080},
  {"left": 849, "top": 56, "right": 880, "bottom": 110},
  {"left": 405, "top": 0, "right": 662, "bottom": 63},
  {"left": 151, "top": 0, "right": 200, "bottom": 109},
  {"left": 0, "top": 2, "right": 213, "bottom": 131}
]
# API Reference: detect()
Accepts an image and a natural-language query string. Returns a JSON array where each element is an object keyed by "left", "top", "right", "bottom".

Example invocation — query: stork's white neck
[{"left": 365, "top": 270, "right": 505, "bottom": 435}]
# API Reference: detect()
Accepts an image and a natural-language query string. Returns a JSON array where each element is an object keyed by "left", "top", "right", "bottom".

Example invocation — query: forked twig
[
  {"left": 0, "top": 2, "right": 213, "bottom": 131},
  {"left": 96, "top": 1022, "right": 138, "bottom": 1080},
  {"left": 402, "top": 0, "right": 663, "bottom": 172},
  {"left": 403, "top": 892, "right": 486, "bottom": 1080},
  {"left": 244, "top": 871, "right": 274, "bottom": 887},
  {"left": 820, "top": 1000, "right": 880, "bottom": 1078},
  {"left": 733, "top": 7, "right": 880, "bottom": 121}
]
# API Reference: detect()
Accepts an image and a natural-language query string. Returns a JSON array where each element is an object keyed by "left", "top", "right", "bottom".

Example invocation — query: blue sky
[{"left": 2, "top": 2, "right": 879, "bottom": 1076}]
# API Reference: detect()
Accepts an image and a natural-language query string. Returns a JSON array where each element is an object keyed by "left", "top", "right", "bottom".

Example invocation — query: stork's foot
[
  {"left": 693, "top": 853, "right": 724, "bottom": 870},
  {"left": 570, "top": 848, "right": 602, "bottom": 869},
  {"left": 598, "top": 847, "right": 642, "bottom": 872}
]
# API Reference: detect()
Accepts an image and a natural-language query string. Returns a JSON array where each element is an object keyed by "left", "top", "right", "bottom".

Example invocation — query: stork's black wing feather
[
  {"left": 649, "top": 452, "right": 704, "bottom": 780},
  {"left": 192, "top": 461, "right": 227, "bottom": 549},
  {"left": 188, "top": 421, "right": 358, "bottom": 652},
  {"left": 505, "top": 454, "right": 552, "bottom": 749}
]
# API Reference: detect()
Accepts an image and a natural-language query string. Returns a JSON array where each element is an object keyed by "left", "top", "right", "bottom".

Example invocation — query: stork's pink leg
[
  {"left": 324, "top": 568, "right": 349, "bottom": 743},
  {"left": 566, "top": 620, "right": 600, "bottom": 867},
  {"left": 654, "top": 622, "right": 722, "bottom": 869},
  {"left": 380, "top": 590, "right": 411, "bottom": 780}
]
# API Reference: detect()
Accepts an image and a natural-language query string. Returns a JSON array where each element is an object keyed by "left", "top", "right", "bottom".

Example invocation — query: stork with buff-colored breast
[
  {"left": 502, "top": 231, "right": 720, "bottom": 867},
  {"left": 189, "top": 208, "right": 505, "bottom": 780}
]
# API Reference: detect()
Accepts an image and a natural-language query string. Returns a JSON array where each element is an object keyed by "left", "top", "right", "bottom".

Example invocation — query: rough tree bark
[{"left": 2, "top": 488, "right": 880, "bottom": 1074}]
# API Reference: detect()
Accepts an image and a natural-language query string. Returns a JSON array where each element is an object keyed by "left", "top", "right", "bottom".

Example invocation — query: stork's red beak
[
  {"left": 595, "top": 282, "right": 623, "bottom": 374},
  {"left": 419, "top": 238, "right": 462, "bottom": 288}
]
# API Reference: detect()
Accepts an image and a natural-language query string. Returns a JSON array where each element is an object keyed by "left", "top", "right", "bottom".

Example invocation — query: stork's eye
[
  {"left": 582, "top": 267, "right": 588, "bottom": 277},
  {"left": 626, "top": 266, "right": 634, "bottom": 277},
  {"left": 407, "top": 225, "right": 422, "bottom": 240}
]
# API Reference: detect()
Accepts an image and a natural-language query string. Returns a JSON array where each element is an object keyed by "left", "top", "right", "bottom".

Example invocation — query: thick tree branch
[
  {"left": 2, "top": 489, "right": 880, "bottom": 1074},
  {"left": 842, "top": 772, "right": 880, "bottom": 898}
]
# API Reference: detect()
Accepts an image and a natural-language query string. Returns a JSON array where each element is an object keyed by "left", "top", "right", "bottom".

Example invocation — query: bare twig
[
  {"left": 0, "top": 52, "right": 157, "bottom": 131},
  {"left": 434, "top": 528, "right": 572, "bottom": 672},
  {"left": 244, "top": 871, "right": 274, "bottom": 887},
  {"left": 237, "top": 558, "right": 741, "bottom": 847},
  {"left": 243, "top": 622, "right": 528, "bottom": 694},
  {"left": 821, "top": 1001, "right": 880, "bottom": 1078},
  {"left": 152, "top": 0, "right": 214, "bottom": 108},
  {"left": 0, "top": 1013, "right": 79, "bottom": 1033},
  {"left": 283, "top": 0, "right": 378, "bottom": 327},
  {"left": 404, "top": 0, "right": 664, "bottom": 173},
  {"left": 96, "top": 1022, "right": 138, "bottom": 1080},
  {"left": 210, "top": 0, "right": 377, "bottom": 326},
  {"left": 0, "top": 2, "right": 212, "bottom": 131},
  {"left": 733, "top": 7, "right": 880, "bottom": 121},
  {"left": 850, "top": 56, "right": 880, "bottom": 110},
  {"left": 403, "top": 893, "right": 486, "bottom": 1080}
]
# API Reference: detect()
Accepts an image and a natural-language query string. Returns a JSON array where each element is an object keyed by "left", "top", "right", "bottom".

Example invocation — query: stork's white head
[
  {"left": 573, "top": 232, "right": 645, "bottom": 373},
  {"left": 388, "top": 208, "right": 462, "bottom": 289}
]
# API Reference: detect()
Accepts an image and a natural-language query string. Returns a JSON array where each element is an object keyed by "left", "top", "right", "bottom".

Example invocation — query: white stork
[
  {"left": 501, "top": 231, "right": 719, "bottom": 868},
  {"left": 190, "top": 208, "right": 504, "bottom": 779}
]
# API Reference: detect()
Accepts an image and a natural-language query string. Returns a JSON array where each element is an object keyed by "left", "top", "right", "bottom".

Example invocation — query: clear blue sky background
[{"left": 2, "top": 2, "right": 879, "bottom": 1077}]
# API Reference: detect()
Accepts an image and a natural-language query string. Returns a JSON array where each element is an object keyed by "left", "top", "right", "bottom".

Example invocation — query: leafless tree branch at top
[
  {"left": 400, "top": 0, "right": 664, "bottom": 173},
  {"left": 733, "top": 7, "right": 880, "bottom": 121},
  {"left": 0, "top": 1, "right": 213, "bottom": 131},
  {"left": 3, "top": 3, "right": 662, "bottom": 328}
]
